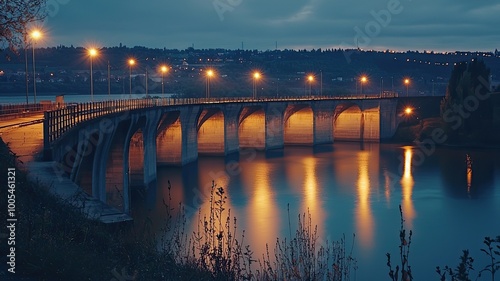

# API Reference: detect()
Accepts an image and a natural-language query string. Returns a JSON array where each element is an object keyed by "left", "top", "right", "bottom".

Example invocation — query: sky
[{"left": 37, "top": 0, "right": 500, "bottom": 52}]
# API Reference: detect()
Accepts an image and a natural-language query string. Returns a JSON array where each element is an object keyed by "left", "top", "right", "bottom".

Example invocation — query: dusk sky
[{"left": 40, "top": 0, "right": 500, "bottom": 52}]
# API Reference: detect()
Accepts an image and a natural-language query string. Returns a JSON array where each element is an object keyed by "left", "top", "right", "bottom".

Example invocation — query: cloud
[{"left": 44, "top": 0, "right": 500, "bottom": 51}]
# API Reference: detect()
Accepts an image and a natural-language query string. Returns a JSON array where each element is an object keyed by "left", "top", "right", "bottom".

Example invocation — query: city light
[
  {"left": 128, "top": 59, "right": 136, "bottom": 99},
  {"left": 31, "top": 30, "right": 42, "bottom": 40},
  {"left": 307, "top": 75, "right": 314, "bottom": 96},
  {"left": 405, "top": 107, "right": 412, "bottom": 115},
  {"left": 160, "top": 65, "right": 168, "bottom": 96},
  {"left": 360, "top": 75, "right": 368, "bottom": 95},
  {"left": 31, "top": 29, "right": 43, "bottom": 104},
  {"left": 404, "top": 78, "right": 410, "bottom": 96},
  {"left": 253, "top": 71, "right": 261, "bottom": 99},
  {"left": 88, "top": 48, "right": 98, "bottom": 102},
  {"left": 206, "top": 69, "right": 215, "bottom": 98}
]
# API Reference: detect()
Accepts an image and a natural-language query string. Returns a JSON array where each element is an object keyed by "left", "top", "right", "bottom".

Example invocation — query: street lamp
[
  {"left": 253, "top": 71, "right": 261, "bottom": 99},
  {"left": 31, "top": 30, "right": 42, "bottom": 104},
  {"left": 160, "top": 65, "right": 168, "bottom": 96},
  {"left": 206, "top": 69, "right": 214, "bottom": 98},
  {"left": 307, "top": 75, "right": 314, "bottom": 96},
  {"left": 128, "top": 59, "right": 135, "bottom": 99},
  {"left": 360, "top": 76, "right": 367, "bottom": 95},
  {"left": 88, "top": 48, "right": 98, "bottom": 102},
  {"left": 405, "top": 107, "right": 413, "bottom": 115},
  {"left": 404, "top": 78, "right": 410, "bottom": 97}
]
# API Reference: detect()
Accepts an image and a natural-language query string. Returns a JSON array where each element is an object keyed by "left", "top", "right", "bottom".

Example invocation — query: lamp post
[
  {"left": 360, "top": 76, "right": 367, "bottom": 95},
  {"left": 206, "top": 69, "right": 214, "bottom": 98},
  {"left": 404, "top": 78, "right": 410, "bottom": 97},
  {"left": 380, "top": 77, "right": 384, "bottom": 97},
  {"left": 307, "top": 75, "right": 314, "bottom": 96},
  {"left": 31, "top": 30, "right": 42, "bottom": 104},
  {"left": 253, "top": 72, "right": 260, "bottom": 99},
  {"left": 88, "top": 48, "right": 98, "bottom": 102},
  {"left": 128, "top": 59, "right": 135, "bottom": 99},
  {"left": 160, "top": 65, "right": 168, "bottom": 97}
]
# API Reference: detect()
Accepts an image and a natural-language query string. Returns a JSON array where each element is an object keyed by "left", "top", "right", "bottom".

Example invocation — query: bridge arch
[
  {"left": 334, "top": 103, "right": 363, "bottom": 141},
  {"left": 197, "top": 107, "right": 225, "bottom": 155},
  {"left": 239, "top": 106, "right": 265, "bottom": 149},
  {"left": 284, "top": 104, "right": 314, "bottom": 145},
  {"left": 333, "top": 102, "right": 380, "bottom": 141},
  {"left": 156, "top": 111, "right": 182, "bottom": 165}
]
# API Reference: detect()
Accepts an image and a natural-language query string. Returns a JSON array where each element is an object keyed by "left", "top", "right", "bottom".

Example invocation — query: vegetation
[
  {"left": 386, "top": 205, "right": 413, "bottom": 281},
  {"left": 440, "top": 60, "right": 494, "bottom": 142},
  {"left": 0, "top": 0, "right": 46, "bottom": 48}
]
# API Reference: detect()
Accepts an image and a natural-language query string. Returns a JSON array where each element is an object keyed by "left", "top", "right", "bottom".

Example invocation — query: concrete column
[
  {"left": 265, "top": 102, "right": 286, "bottom": 150},
  {"left": 313, "top": 101, "right": 334, "bottom": 145},
  {"left": 143, "top": 110, "right": 161, "bottom": 186},
  {"left": 70, "top": 131, "right": 89, "bottom": 182},
  {"left": 180, "top": 106, "right": 201, "bottom": 165},
  {"left": 223, "top": 104, "right": 241, "bottom": 155},
  {"left": 92, "top": 128, "right": 114, "bottom": 203},
  {"left": 122, "top": 116, "right": 139, "bottom": 214},
  {"left": 379, "top": 99, "right": 400, "bottom": 140}
]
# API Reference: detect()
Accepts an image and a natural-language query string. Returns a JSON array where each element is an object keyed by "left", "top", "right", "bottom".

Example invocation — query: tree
[
  {"left": 0, "top": 0, "right": 46, "bottom": 49},
  {"left": 440, "top": 60, "right": 492, "bottom": 139}
]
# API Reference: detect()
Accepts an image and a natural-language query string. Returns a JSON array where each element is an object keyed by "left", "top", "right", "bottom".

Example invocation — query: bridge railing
[
  {"left": 43, "top": 94, "right": 392, "bottom": 147},
  {"left": 44, "top": 99, "right": 158, "bottom": 145}
]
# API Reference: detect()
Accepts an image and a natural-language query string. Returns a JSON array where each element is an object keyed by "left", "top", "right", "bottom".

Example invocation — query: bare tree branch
[{"left": 0, "top": 0, "right": 47, "bottom": 49}]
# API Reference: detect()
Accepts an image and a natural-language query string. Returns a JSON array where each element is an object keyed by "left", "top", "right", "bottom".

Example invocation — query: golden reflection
[
  {"left": 356, "top": 151, "right": 374, "bottom": 248},
  {"left": 301, "top": 156, "right": 324, "bottom": 239},
  {"left": 466, "top": 154, "right": 472, "bottom": 197},
  {"left": 400, "top": 147, "right": 416, "bottom": 228},
  {"left": 384, "top": 170, "right": 391, "bottom": 202},
  {"left": 246, "top": 162, "right": 278, "bottom": 257}
]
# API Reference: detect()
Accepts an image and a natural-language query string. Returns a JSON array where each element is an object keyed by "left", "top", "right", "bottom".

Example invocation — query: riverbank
[
  {"left": 0, "top": 138, "right": 212, "bottom": 280},
  {"left": 390, "top": 117, "right": 500, "bottom": 149}
]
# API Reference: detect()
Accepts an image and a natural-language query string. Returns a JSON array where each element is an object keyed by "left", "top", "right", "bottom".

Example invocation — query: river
[{"left": 125, "top": 142, "right": 500, "bottom": 280}]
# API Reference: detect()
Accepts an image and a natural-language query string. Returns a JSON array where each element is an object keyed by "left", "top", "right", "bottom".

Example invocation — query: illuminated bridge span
[{"left": 43, "top": 95, "right": 401, "bottom": 213}]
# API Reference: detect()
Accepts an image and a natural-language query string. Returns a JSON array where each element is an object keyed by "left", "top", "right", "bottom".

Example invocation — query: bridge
[{"left": 43, "top": 95, "right": 402, "bottom": 214}]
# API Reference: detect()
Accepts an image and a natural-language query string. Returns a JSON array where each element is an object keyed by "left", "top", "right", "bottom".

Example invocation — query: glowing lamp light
[
  {"left": 89, "top": 48, "right": 98, "bottom": 57},
  {"left": 405, "top": 107, "right": 413, "bottom": 115},
  {"left": 31, "top": 30, "right": 42, "bottom": 40}
]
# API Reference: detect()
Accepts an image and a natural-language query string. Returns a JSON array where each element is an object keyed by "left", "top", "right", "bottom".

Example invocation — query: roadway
[{"left": 0, "top": 114, "right": 44, "bottom": 165}]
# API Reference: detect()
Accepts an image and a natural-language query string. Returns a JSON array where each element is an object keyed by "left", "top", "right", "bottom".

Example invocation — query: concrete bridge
[{"left": 43, "top": 96, "right": 401, "bottom": 213}]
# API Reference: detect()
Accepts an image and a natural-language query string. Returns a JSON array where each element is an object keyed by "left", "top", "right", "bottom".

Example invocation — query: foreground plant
[
  {"left": 387, "top": 205, "right": 413, "bottom": 281},
  {"left": 437, "top": 236, "right": 500, "bottom": 281},
  {"left": 256, "top": 205, "right": 356, "bottom": 281}
]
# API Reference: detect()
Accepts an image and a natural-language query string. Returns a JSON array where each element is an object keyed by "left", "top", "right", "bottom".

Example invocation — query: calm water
[{"left": 131, "top": 143, "right": 500, "bottom": 280}]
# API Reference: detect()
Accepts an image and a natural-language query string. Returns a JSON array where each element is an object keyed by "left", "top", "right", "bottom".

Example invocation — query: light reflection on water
[{"left": 129, "top": 143, "right": 500, "bottom": 280}]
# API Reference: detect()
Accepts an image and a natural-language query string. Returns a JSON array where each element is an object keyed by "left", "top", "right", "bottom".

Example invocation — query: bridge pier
[
  {"left": 379, "top": 99, "right": 400, "bottom": 139},
  {"left": 224, "top": 104, "right": 241, "bottom": 155},
  {"left": 265, "top": 103, "right": 285, "bottom": 150},
  {"left": 180, "top": 106, "right": 200, "bottom": 165},
  {"left": 143, "top": 111, "right": 161, "bottom": 186},
  {"left": 313, "top": 101, "right": 335, "bottom": 145},
  {"left": 92, "top": 129, "right": 111, "bottom": 203}
]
